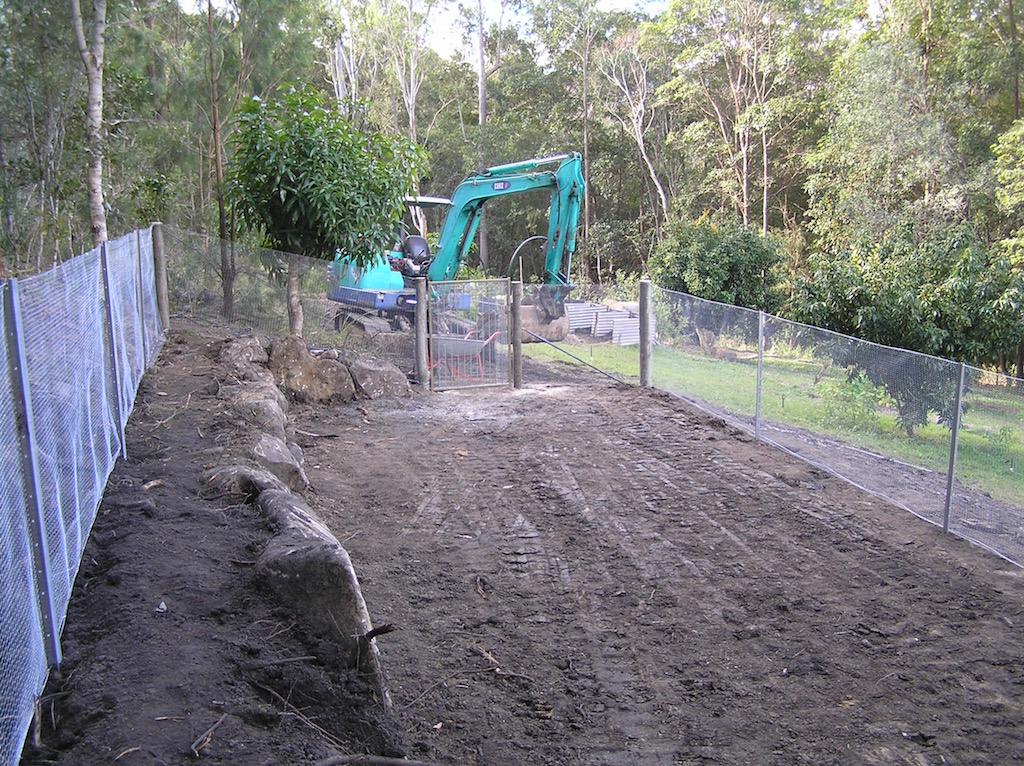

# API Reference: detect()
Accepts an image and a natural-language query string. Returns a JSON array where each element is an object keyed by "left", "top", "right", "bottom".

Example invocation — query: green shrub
[{"left": 819, "top": 371, "right": 893, "bottom": 433}]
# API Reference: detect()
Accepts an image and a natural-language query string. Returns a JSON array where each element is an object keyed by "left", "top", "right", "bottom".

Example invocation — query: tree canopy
[
  {"left": 790, "top": 225, "right": 1024, "bottom": 432},
  {"left": 229, "top": 86, "right": 423, "bottom": 264},
  {"left": 650, "top": 215, "right": 784, "bottom": 313},
  {"left": 791, "top": 225, "right": 1024, "bottom": 364},
  {"left": 2, "top": 0, "right": 1024, "bottom": 369}
]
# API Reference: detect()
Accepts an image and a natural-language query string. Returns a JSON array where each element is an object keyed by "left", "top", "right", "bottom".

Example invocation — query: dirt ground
[{"left": 19, "top": 326, "right": 1024, "bottom": 765}]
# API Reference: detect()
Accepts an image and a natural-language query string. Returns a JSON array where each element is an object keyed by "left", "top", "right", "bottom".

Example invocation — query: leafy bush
[
  {"left": 650, "top": 215, "right": 784, "bottom": 312},
  {"left": 229, "top": 86, "right": 425, "bottom": 264},
  {"left": 819, "top": 371, "right": 892, "bottom": 433}
]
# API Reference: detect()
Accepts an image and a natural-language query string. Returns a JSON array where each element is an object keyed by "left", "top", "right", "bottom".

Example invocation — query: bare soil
[{"left": 20, "top": 327, "right": 1024, "bottom": 765}]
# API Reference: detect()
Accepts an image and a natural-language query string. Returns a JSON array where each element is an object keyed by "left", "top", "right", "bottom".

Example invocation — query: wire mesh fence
[
  {"left": 0, "top": 301, "right": 50, "bottom": 766},
  {"left": 428, "top": 279, "right": 510, "bottom": 390},
  {"left": 1, "top": 227, "right": 164, "bottom": 766},
  {"left": 952, "top": 371, "right": 1024, "bottom": 562},
  {"left": 162, "top": 227, "right": 415, "bottom": 371}
]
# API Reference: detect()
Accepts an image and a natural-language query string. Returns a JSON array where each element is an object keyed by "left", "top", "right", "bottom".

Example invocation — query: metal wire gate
[{"left": 427, "top": 279, "right": 511, "bottom": 391}]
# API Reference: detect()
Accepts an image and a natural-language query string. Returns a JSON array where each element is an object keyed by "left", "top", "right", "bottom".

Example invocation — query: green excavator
[{"left": 327, "top": 152, "right": 585, "bottom": 338}]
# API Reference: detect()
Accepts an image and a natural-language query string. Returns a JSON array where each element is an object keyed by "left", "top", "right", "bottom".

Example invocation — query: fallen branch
[
  {"left": 352, "top": 623, "right": 397, "bottom": 667},
  {"left": 361, "top": 623, "right": 397, "bottom": 643},
  {"left": 190, "top": 712, "right": 227, "bottom": 756},
  {"left": 402, "top": 668, "right": 494, "bottom": 708},
  {"left": 314, "top": 756, "right": 437, "bottom": 766},
  {"left": 245, "top": 655, "right": 317, "bottom": 669},
  {"left": 296, "top": 428, "right": 339, "bottom": 439}
]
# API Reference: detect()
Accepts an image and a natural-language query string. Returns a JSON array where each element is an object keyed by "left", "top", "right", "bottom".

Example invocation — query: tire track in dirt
[{"left": 496, "top": 386, "right": 1024, "bottom": 763}]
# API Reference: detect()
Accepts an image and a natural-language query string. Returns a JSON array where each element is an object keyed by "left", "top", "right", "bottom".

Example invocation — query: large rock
[
  {"left": 222, "top": 381, "right": 290, "bottom": 442},
  {"left": 219, "top": 335, "right": 269, "bottom": 368},
  {"left": 252, "top": 433, "right": 309, "bottom": 492},
  {"left": 268, "top": 335, "right": 356, "bottom": 403},
  {"left": 204, "top": 463, "right": 288, "bottom": 498},
  {"left": 254, "top": 489, "right": 389, "bottom": 707},
  {"left": 345, "top": 354, "right": 411, "bottom": 399},
  {"left": 521, "top": 305, "right": 569, "bottom": 342}
]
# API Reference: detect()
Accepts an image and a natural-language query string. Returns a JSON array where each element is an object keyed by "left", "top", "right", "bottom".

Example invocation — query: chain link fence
[
  {"left": 651, "top": 287, "right": 1024, "bottom": 566},
  {"left": 522, "top": 284, "right": 1024, "bottom": 565},
  {"left": 163, "top": 228, "right": 514, "bottom": 390},
  {"left": 163, "top": 227, "right": 415, "bottom": 370},
  {"left": 1, "top": 227, "right": 164, "bottom": 766}
]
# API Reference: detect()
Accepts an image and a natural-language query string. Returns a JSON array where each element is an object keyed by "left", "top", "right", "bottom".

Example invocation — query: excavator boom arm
[{"left": 426, "top": 153, "right": 585, "bottom": 284}]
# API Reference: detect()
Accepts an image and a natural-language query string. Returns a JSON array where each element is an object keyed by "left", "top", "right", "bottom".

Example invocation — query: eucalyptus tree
[
  {"left": 879, "top": 0, "right": 1024, "bottom": 243},
  {"left": 658, "top": 0, "right": 850, "bottom": 234},
  {"left": 531, "top": 0, "right": 610, "bottom": 244},
  {"left": 598, "top": 27, "right": 668, "bottom": 224},
  {"left": 996, "top": 117, "right": 1024, "bottom": 251},
  {"left": 326, "top": 0, "right": 386, "bottom": 110},
  {"left": 71, "top": 0, "right": 108, "bottom": 245},
  {"left": 0, "top": 0, "right": 83, "bottom": 271},
  {"left": 804, "top": 39, "right": 961, "bottom": 253},
  {"left": 385, "top": 0, "right": 450, "bottom": 143},
  {"left": 457, "top": 0, "right": 524, "bottom": 269}
]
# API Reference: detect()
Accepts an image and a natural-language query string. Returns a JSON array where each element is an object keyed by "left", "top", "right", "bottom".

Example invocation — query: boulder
[
  {"left": 239, "top": 364, "right": 276, "bottom": 385},
  {"left": 313, "top": 357, "right": 358, "bottom": 402},
  {"left": 346, "top": 355, "right": 411, "bottom": 399},
  {"left": 267, "top": 334, "right": 308, "bottom": 376},
  {"left": 219, "top": 335, "right": 269, "bottom": 368},
  {"left": 204, "top": 464, "right": 288, "bottom": 498},
  {"left": 521, "top": 305, "right": 569, "bottom": 343},
  {"left": 252, "top": 433, "right": 309, "bottom": 492},
  {"left": 268, "top": 336, "right": 356, "bottom": 403},
  {"left": 223, "top": 381, "right": 289, "bottom": 442},
  {"left": 255, "top": 488, "right": 389, "bottom": 707}
]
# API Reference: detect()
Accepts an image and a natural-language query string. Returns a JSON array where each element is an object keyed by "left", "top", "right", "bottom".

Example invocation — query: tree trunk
[
  {"left": 1011, "top": 0, "right": 1020, "bottom": 121},
  {"left": 208, "top": 0, "right": 233, "bottom": 319},
  {"left": 70, "top": 0, "right": 108, "bottom": 245},
  {"left": 761, "top": 128, "right": 769, "bottom": 236},
  {"left": 582, "top": 40, "right": 592, "bottom": 256},
  {"left": 740, "top": 126, "right": 750, "bottom": 227},
  {"left": 476, "top": 0, "right": 488, "bottom": 271},
  {"left": 287, "top": 254, "right": 304, "bottom": 337}
]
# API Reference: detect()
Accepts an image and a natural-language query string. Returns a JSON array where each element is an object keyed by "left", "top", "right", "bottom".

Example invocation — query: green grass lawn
[{"left": 523, "top": 339, "right": 641, "bottom": 381}]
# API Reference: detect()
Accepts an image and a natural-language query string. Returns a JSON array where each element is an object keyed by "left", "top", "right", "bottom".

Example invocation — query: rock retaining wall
[{"left": 204, "top": 335, "right": 410, "bottom": 709}]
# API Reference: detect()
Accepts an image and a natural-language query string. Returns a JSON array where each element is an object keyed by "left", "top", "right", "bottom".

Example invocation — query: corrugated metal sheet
[
  {"left": 566, "top": 301, "right": 649, "bottom": 346},
  {"left": 593, "top": 309, "right": 630, "bottom": 337},
  {"left": 566, "top": 302, "right": 602, "bottom": 332},
  {"left": 613, "top": 316, "right": 640, "bottom": 346}
]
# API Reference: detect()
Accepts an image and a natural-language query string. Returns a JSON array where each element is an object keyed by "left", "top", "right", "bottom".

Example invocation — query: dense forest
[{"left": 3, "top": 0, "right": 1024, "bottom": 369}]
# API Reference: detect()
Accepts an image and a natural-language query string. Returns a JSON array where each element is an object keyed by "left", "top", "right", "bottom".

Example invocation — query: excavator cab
[
  {"left": 403, "top": 235, "right": 430, "bottom": 262},
  {"left": 396, "top": 234, "right": 432, "bottom": 278}
]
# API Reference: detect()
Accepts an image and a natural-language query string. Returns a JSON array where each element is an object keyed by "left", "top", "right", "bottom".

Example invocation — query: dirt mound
[{"left": 21, "top": 329, "right": 405, "bottom": 765}]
